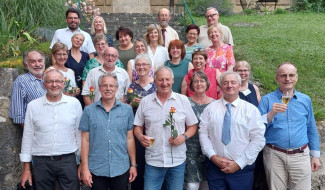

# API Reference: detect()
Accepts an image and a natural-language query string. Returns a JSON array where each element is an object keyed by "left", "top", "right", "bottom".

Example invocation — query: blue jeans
[{"left": 144, "top": 161, "right": 186, "bottom": 190}]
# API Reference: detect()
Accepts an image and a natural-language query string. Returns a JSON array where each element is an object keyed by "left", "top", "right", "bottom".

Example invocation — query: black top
[{"left": 239, "top": 83, "right": 259, "bottom": 107}]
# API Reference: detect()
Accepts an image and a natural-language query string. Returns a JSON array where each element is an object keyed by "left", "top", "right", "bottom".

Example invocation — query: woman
[
  {"left": 206, "top": 24, "right": 235, "bottom": 72},
  {"left": 184, "top": 24, "right": 204, "bottom": 62},
  {"left": 181, "top": 49, "right": 221, "bottom": 100},
  {"left": 144, "top": 24, "right": 169, "bottom": 69},
  {"left": 126, "top": 54, "right": 156, "bottom": 190},
  {"left": 65, "top": 33, "right": 90, "bottom": 107},
  {"left": 185, "top": 71, "right": 214, "bottom": 190},
  {"left": 127, "top": 38, "right": 154, "bottom": 82},
  {"left": 90, "top": 16, "right": 114, "bottom": 47},
  {"left": 46, "top": 42, "right": 80, "bottom": 96},
  {"left": 234, "top": 61, "right": 265, "bottom": 190},
  {"left": 234, "top": 61, "right": 261, "bottom": 107},
  {"left": 116, "top": 26, "right": 136, "bottom": 69},
  {"left": 164, "top": 39, "right": 193, "bottom": 93}
]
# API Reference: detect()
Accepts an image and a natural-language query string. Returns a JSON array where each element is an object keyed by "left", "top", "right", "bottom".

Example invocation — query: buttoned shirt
[
  {"left": 258, "top": 88, "right": 320, "bottom": 157},
  {"left": 134, "top": 92, "right": 198, "bottom": 167},
  {"left": 9, "top": 72, "right": 46, "bottom": 124},
  {"left": 199, "top": 98, "right": 265, "bottom": 169},
  {"left": 82, "top": 66, "right": 130, "bottom": 102},
  {"left": 147, "top": 45, "right": 169, "bottom": 69},
  {"left": 50, "top": 27, "right": 96, "bottom": 54},
  {"left": 158, "top": 25, "right": 179, "bottom": 49},
  {"left": 79, "top": 99, "right": 134, "bottom": 177},
  {"left": 198, "top": 23, "right": 234, "bottom": 48},
  {"left": 20, "top": 95, "right": 82, "bottom": 162}
]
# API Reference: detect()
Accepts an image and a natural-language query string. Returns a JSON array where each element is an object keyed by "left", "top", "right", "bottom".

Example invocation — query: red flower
[
  {"left": 170, "top": 107, "right": 176, "bottom": 113},
  {"left": 89, "top": 86, "right": 95, "bottom": 92}
]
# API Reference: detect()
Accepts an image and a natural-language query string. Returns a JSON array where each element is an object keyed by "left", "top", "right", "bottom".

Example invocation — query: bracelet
[{"left": 130, "top": 164, "right": 138, "bottom": 168}]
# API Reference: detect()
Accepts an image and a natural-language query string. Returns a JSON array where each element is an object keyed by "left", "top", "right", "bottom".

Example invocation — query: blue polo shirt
[
  {"left": 79, "top": 99, "right": 134, "bottom": 177},
  {"left": 258, "top": 88, "right": 320, "bottom": 157}
]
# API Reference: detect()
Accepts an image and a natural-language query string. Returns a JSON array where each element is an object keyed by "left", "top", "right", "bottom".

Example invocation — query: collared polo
[
  {"left": 79, "top": 99, "right": 134, "bottom": 177},
  {"left": 258, "top": 88, "right": 320, "bottom": 157},
  {"left": 134, "top": 92, "right": 198, "bottom": 167},
  {"left": 9, "top": 72, "right": 46, "bottom": 124}
]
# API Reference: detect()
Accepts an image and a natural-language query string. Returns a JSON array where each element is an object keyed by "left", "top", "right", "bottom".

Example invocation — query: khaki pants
[{"left": 263, "top": 145, "right": 311, "bottom": 190}]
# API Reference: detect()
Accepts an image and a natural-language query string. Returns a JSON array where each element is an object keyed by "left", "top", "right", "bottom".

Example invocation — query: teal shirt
[
  {"left": 184, "top": 43, "right": 204, "bottom": 62},
  {"left": 164, "top": 59, "right": 190, "bottom": 93}
]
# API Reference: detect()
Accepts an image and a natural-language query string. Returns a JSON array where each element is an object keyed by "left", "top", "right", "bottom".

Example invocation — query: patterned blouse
[{"left": 206, "top": 43, "right": 235, "bottom": 72}]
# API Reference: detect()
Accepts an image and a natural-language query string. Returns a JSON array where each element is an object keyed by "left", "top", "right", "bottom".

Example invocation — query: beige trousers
[{"left": 263, "top": 145, "right": 311, "bottom": 190}]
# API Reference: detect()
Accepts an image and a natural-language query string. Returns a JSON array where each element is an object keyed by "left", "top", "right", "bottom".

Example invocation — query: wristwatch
[
  {"left": 183, "top": 134, "right": 188, "bottom": 140},
  {"left": 130, "top": 164, "right": 138, "bottom": 168}
]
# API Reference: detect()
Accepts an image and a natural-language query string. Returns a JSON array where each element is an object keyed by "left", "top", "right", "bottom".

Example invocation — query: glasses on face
[
  {"left": 205, "top": 13, "right": 218, "bottom": 19},
  {"left": 100, "top": 84, "right": 117, "bottom": 89},
  {"left": 194, "top": 48, "right": 205, "bottom": 52},
  {"left": 193, "top": 79, "right": 206, "bottom": 84},
  {"left": 45, "top": 80, "right": 64, "bottom": 84},
  {"left": 135, "top": 63, "right": 149, "bottom": 68},
  {"left": 236, "top": 69, "right": 250, "bottom": 73},
  {"left": 277, "top": 74, "right": 297, "bottom": 79},
  {"left": 55, "top": 53, "right": 68, "bottom": 57},
  {"left": 103, "top": 53, "right": 118, "bottom": 58}
]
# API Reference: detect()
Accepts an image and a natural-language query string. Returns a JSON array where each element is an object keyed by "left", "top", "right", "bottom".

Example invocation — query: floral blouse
[{"left": 206, "top": 43, "right": 235, "bottom": 72}]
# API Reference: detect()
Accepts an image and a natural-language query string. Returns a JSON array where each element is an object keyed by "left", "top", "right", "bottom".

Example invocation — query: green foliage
[
  {"left": 243, "top": 9, "right": 258, "bottom": 14},
  {"left": 292, "top": 0, "right": 325, "bottom": 12},
  {"left": 186, "top": 0, "right": 233, "bottom": 16},
  {"left": 274, "top": 8, "right": 288, "bottom": 14}
]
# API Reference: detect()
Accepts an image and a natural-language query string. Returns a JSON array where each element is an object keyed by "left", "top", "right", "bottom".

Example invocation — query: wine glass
[{"left": 282, "top": 91, "right": 290, "bottom": 105}]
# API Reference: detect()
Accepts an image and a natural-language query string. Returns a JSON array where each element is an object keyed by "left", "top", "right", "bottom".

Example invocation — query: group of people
[{"left": 9, "top": 5, "right": 321, "bottom": 190}]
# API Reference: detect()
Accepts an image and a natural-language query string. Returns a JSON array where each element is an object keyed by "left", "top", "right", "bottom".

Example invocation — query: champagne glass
[
  {"left": 148, "top": 137, "right": 155, "bottom": 147},
  {"left": 72, "top": 86, "right": 78, "bottom": 94},
  {"left": 282, "top": 91, "right": 290, "bottom": 105}
]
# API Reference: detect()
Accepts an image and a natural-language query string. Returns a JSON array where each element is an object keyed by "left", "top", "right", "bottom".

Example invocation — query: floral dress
[
  {"left": 206, "top": 43, "right": 235, "bottom": 72},
  {"left": 185, "top": 98, "right": 215, "bottom": 183}
]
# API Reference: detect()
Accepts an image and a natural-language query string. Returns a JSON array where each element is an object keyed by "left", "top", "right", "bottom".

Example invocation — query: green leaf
[
  {"left": 165, "top": 121, "right": 170, "bottom": 126},
  {"left": 171, "top": 125, "right": 174, "bottom": 131},
  {"left": 163, "top": 123, "right": 168, "bottom": 127},
  {"left": 172, "top": 130, "right": 178, "bottom": 138}
]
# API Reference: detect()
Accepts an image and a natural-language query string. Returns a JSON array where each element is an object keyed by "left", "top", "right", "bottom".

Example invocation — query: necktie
[
  {"left": 222, "top": 103, "right": 232, "bottom": 145},
  {"left": 161, "top": 28, "right": 166, "bottom": 47}
]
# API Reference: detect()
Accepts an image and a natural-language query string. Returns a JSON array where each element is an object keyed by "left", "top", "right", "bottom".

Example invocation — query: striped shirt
[{"left": 9, "top": 72, "right": 46, "bottom": 124}]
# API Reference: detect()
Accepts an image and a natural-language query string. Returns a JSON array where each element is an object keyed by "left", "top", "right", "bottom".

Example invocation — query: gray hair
[
  {"left": 134, "top": 54, "right": 152, "bottom": 68},
  {"left": 98, "top": 73, "right": 118, "bottom": 87},
  {"left": 220, "top": 71, "right": 242, "bottom": 86},
  {"left": 23, "top": 50, "right": 45, "bottom": 66},
  {"left": 44, "top": 69, "right": 64, "bottom": 81},
  {"left": 154, "top": 66, "right": 174, "bottom": 80},
  {"left": 206, "top": 7, "right": 219, "bottom": 14},
  {"left": 134, "top": 38, "right": 148, "bottom": 53},
  {"left": 71, "top": 32, "right": 85, "bottom": 40},
  {"left": 189, "top": 71, "right": 210, "bottom": 92}
]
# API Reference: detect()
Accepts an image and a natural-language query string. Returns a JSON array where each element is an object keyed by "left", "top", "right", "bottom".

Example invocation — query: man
[
  {"left": 258, "top": 62, "right": 321, "bottom": 189},
  {"left": 50, "top": 8, "right": 95, "bottom": 56},
  {"left": 9, "top": 50, "right": 46, "bottom": 127},
  {"left": 199, "top": 71, "right": 265, "bottom": 189},
  {"left": 157, "top": 8, "right": 179, "bottom": 48},
  {"left": 134, "top": 66, "right": 197, "bottom": 190},
  {"left": 79, "top": 73, "right": 137, "bottom": 189},
  {"left": 198, "top": 7, "right": 234, "bottom": 48},
  {"left": 82, "top": 47, "right": 130, "bottom": 105},
  {"left": 20, "top": 69, "right": 82, "bottom": 189}
]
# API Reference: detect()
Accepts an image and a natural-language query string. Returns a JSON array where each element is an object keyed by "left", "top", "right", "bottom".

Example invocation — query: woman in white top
[
  {"left": 45, "top": 42, "right": 80, "bottom": 96},
  {"left": 144, "top": 24, "right": 169, "bottom": 69}
]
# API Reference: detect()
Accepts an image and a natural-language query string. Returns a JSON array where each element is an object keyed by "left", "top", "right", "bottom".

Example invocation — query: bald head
[
  {"left": 158, "top": 8, "right": 171, "bottom": 28},
  {"left": 103, "top": 47, "right": 118, "bottom": 69}
]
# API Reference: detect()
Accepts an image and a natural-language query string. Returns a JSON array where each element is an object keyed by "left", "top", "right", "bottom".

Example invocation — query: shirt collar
[
  {"left": 276, "top": 88, "right": 297, "bottom": 99},
  {"left": 64, "top": 27, "right": 81, "bottom": 33},
  {"left": 99, "top": 65, "right": 120, "bottom": 74},
  {"left": 27, "top": 72, "right": 43, "bottom": 81},
  {"left": 96, "top": 98, "right": 121, "bottom": 110},
  {"left": 153, "top": 91, "right": 176, "bottom": 101},
  {"left": 42, "top": 94, "right": 68, "bottom": 105},
  {"left": 222, "top": 97, "right": 240, "bottom": 107}
]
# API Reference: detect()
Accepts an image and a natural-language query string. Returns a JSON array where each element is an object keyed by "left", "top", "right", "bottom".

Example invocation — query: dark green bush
[
  {"left": 186, "top": 0, "right": 233, "bottom": 16},
  {"left": 292, "top": 0, "right": 325, "bottom": 12}
]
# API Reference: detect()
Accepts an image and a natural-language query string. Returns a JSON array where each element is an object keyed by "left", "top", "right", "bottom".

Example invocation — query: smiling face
[
  {"left": 149, "top": 29, "right": 159, "bottom": 43},
  {"left": 192, "top": 74, "right": 208, "bottom": 93},
  {"left": 54, "top": 50, "right": 68, "bottom": 66},
  {"left": 26, "top": 51, "right": 45, "bottom": 78},
  {"left": 94, "top": 17, "right": 104, "bottom": 32},
  {"left": 103, "top": 47, "right": 118, "bottom": 69},
  {"left": 44, "top": 70, "right": 65, "bottom": 98},
  {"left": 235, "top": 65, "right": 250, "bottom": 83},
  {"left": 208, "top": 27, "right": 221, "bottom": 43},
  {"left": 71, "top": 34, "right": 85, "bottom": 48},
  {"left": 135, "top": 58, "right": 151, "bottom": 77},
  {"left": 95, "top": 39, "right": 107, "bottom": 55},
  {"left": 206, "top": 8, "right": 219, "bottom": 27},
  {"left": 155, "top": 68, "right": 174, "bottom": 96},
  {"left": 192, "top": 54, "right": 206, "bottom": 71},
  {"left": 158, "top": 8, "right": 171, "bottom": 28},
  {"left": 220, "top": 73, "right": 240, "bottom": 102},
  {"left": 276, "top": 63, "right": 298, "bottom": 93},
  {"left": 134, "top": 41, "right": 147, "bottom": 55},
  {"left": 186, "top": 29, "right": 199, "bottom": 44},
  {"left": 118, "top": 32, "right": 132, "bottom": 47},
  {"left": 66, "top": 12, "right": 80, "bottom": 31},
  {"left": 170, "top": 46, "right": 182, "bottom": 60},
  {"left": 99, "top": 76, "right": 118, "bottom": 101}
]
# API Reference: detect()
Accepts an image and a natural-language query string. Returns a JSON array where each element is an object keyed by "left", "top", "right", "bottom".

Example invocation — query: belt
[
  {"left": 33, "top": 153, "right": 75, "bottom": 161},
  {"left": 266, "top": 144, "right": 308, "bottom": 154}
]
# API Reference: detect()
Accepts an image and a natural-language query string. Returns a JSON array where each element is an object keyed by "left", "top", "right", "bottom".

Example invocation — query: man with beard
[
  {"left": 82, "top": 47, "right": 130, "bottom": 105},
  {"left": 50, "top": 8, "right": 95, "bottom": 56},
  {"left": 9, "top": 50, "right": 47, "bottom": 127},
  {"left": 20, "top": 69, "right": 82, "bottom": 189},
  {"left": 198, "top": 7, "right": 234, "bottom": 48},
  {"left": 157, "top": 8, "right": 179, "bottom": 48}
]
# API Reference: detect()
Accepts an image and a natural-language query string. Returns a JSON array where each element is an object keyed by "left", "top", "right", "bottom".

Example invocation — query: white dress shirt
[
  {"left": 134, "top": 92, "right": 198, "bottom": 167},
  {"left": 20, "top": 95, "right": 82, "bottom": 162},
  {"left": 199, "top": 98, "right": 265, "bottom": 169},
  {"left": 82, "top": 65, "right": 130, "bottom": 102},
  {"left": 50, "top": 27, "right": 96, "bottom": 54},
  {"left": 158, "top": 25, "right": 179, "bottom": 49},
  {"left": 147, "top": 45, "right": 169, "bottom": 69}
]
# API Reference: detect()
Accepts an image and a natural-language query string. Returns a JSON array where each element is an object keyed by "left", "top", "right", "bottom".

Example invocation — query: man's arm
[
  {"left": 134, "top": 126, "right": 151, "bottom": 147},
  {"left": 82, "top": 73, "right": 92, "bottom": 106},
  {"left": 21, "top": 162, "right": 32, "bottom": 188},
  {"left": 9, "top": 80, "right": 25, "bottom": 125},
  {"left": 127, "top": 129, "right": 137, "bottom": 182},
  {"left": 81, "top": 131, "right": 93, "bottom": 187},
  {"left": 169, "top": 124, "right": 197, "bottom": 146},
  {"left": 267, "top": 103, "right": 287, "bottom": 123}
]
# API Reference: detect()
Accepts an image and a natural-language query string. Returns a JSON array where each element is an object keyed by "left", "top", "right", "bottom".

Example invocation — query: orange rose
[
  {"left": 64, "top": 77, "right": 68, "bottom": 82},
  {"left": 89, "top": 86, "right": 95, "bottom": 92},
  {"left": 170, "top": 107, "right": 176, "bottom": 113},
  {"left": 128, "top": 88, "right": 134, "bottom": 94}
]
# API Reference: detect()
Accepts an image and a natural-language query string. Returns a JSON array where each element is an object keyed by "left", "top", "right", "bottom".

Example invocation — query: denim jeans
[{"left": 144, "top": 161, "right": 186, "bottom": 190}]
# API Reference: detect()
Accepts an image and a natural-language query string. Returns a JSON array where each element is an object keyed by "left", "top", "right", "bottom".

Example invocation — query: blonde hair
[
  {"left": 91, "top": 16, "right": 107, "bottom": 35},
  {"left": 51, "top": 42, "right": 68, "bottom": 55},
  {"left": 207, "top": 24, "right": 223, "bottom": 39},
  {"left": 144, "top": 24, "right": 163, "bottom": 45},
  {"left": 234, "top": 61, "right": 251, "bottom": 71}
]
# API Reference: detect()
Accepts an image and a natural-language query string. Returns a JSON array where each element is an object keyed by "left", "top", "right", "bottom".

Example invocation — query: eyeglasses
[
  {"left": 205, "top": 13, "right": 218, "bottom": 19},
  {"left": 103, "top": 53, "right": 118, "bottom": 58},
  {"left": 193, "top": 79, "right": 206, "bottom": 84},
  {"left": 135, "top": 63, "right": 149, "bottom": 67},
  {"left": 100, "top": 84, "right": 117, "bottom": 88},
  {"left": 236, "top": 69, "right": 250, "bottom": 73},
  {"left": 277, "top": 74, "right": 297, "bottom": 79},
  {"left": 45, "top": 80, "right": 64, "bottom": 84},
  {"left": 194, "top": 48, "right": 205, "bottom": 52}
]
